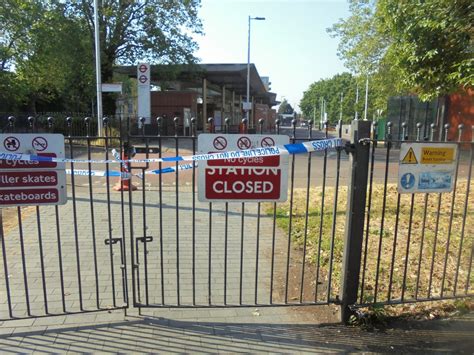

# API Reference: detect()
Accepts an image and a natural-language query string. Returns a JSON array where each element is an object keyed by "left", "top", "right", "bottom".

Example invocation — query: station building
[{"left": 114, "top": 63, "right": 279, "bottom": 135}]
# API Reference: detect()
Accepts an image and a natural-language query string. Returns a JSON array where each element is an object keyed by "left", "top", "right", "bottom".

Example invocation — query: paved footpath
[
  {"left": 0, "top": 308, "right": 473, "bottom": 353},
  {"left": 1, "top": 183, "right": 474, "bottom": 353}
]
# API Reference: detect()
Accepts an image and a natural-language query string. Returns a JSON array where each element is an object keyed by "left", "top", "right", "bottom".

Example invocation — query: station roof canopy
[{"left": 114, "top": 63, "right": 278, "bottom": 106}]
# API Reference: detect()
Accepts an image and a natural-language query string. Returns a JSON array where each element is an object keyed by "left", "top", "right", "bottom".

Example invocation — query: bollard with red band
[
  {"left": 113, "top": 142, "right": 137, "bottom": 191},
  {"left": 239, "top": 118, "right": 248, "bottom": 133},
  {"left": 207, "top": 117, "right": 214, "bottom": 133}
]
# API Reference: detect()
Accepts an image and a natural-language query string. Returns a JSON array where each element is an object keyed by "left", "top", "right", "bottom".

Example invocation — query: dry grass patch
[
  {"left": 1, "top": 206, "right": 36, "bottom": 235},
  {"left": 268, "top": 180, "right": 474, "bottom": 307}
]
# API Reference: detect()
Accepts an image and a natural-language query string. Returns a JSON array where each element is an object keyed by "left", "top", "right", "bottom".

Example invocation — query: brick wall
[{"left": 447, "top": 88, "right": 474, "bottom": 143}]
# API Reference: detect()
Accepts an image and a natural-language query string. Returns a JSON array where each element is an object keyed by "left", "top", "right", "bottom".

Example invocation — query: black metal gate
[
  {"left": 1, "top": 115, "right": 473, "bottom": 323},
  {"left": 357, "top": 122, "right": 474, "bottom": 310},
  {"left": 0, "top": 117, "right": 129, "bottom": 321},
  {"left": 127, "top": 117, "right": 346, "bottom": 309}
]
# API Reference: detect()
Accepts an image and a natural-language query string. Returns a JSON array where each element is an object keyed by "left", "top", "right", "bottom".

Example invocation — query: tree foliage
[
  {"left": 300, "top": 72, "right": 381, "bottom": 124},
  {"left": 0, "top": 1, "right": 93, "bottom": 111},
  {"left": 278, "top": 99, "right": 294, "bottom": 115},
  {"left": 379, "top": 0, "right": 473, "bottom": 98},
  {"left": 328, "top": 0, "right": 473, "bottom": 101},
  {"left": 0, "top": 0, "right": 202, "bottom": 113},
  {"left": 72, "top": 0, "right": 203, "bottom": 82}
]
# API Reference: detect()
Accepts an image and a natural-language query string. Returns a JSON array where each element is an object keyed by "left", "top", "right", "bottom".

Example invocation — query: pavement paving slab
[{"left": 0, "top": 310, "right": 473, "bottom": 353}]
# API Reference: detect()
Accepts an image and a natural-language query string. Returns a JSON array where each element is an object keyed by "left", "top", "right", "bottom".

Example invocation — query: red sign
[
  {"left": 208, "top": 155, "right": 280, "bottom": 167},
  {"left": 205, "top": 168, "right": 281, "bottom": 200},
  {"left": 139, "top": 64, "right": 148, "bottom": 73},
  {"left": 0, "top": 171, "right": 58, "bottom": 188},
  {"left": 0, "top": 188, "right": 59, "bottom": 205},
  {"left": 198, "top": 134, "right": 289, "bottom": 202},
  {"left": 0, "top": 153, "right": 57, "bottom": 169},
  {"left": 0, "top": 133, "right": 66, "bottom": 207}
]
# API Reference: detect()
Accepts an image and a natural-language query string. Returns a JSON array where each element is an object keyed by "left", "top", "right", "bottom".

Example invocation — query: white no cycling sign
[
  {"left": 198, "top": 134, "right": 289, "bottom": 202},
  {"left": 398, "top": 142, "right": 458, "bottom": 194},
  {"left": 0, "top": 134, "right": 67, "bottom": 207}
]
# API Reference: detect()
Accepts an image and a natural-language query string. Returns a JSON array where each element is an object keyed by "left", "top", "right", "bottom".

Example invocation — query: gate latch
[
  {"left": 137, "top": 236, "right": 153, "bottom": 243},
  {"left": 104, "top": 238, "right": 122, "bottom": 245},
  {"left": 343, "top": 141, "right": 355, "bottom": 154}
]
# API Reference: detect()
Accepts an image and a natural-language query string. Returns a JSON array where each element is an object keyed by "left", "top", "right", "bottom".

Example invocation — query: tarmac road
[{"left": 65, "top": 128, "right": 472, "bottom": 192}]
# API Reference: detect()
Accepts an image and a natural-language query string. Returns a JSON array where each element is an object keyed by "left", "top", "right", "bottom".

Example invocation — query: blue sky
[{"left": 194, "top": 0, "right": 350, "bottom": 110}]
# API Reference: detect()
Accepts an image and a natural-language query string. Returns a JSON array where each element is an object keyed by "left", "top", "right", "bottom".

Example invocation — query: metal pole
[
  {"left": 203, "top": 78, "right": 207, "bottom": 131},
  {"left": 340, "top": 119, "right": 371, "bottom": 324},
  {"left": 363, "top": 75, "right": 369, "bottom": 121},
  {"left": 339, "top": 92, "right": 343, "bottom": 122},
  {"left": 323, "top": 99, "right": 326, "bottom": 123},
  {"left": 246, "top": 15, "right": 251, "bottom": 121},
  {"left": 246, "top": 16, "right": 265, "bottom": 122},
  {"left": 94, "top": 0, "right": 103, "bottom": 136},
  {"left": 354, "top": 82, "right": 359, "bottom": 120},
  {"left": 320, "top": 97, "right": 324, "bottom": 130}
]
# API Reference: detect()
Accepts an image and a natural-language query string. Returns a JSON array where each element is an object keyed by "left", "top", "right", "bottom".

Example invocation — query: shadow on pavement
[{"left": 1, "top": 313, "right": 473, "bottom": 353}]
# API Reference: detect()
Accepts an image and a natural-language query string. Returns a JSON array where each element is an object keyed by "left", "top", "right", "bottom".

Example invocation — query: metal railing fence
[{"left": 0, "top": 115, "right": 472, "bottom": 324}]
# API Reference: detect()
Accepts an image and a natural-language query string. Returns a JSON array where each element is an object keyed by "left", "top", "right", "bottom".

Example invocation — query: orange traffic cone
[{"left": 113, "top": 150, "right": 137, "bottom": 191}]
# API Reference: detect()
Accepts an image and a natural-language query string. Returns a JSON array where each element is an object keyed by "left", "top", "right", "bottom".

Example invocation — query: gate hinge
[
  {"left": 343, "top": 141, "right": 355, "bottom": 154},
  {"left": 358, "top": 138, "right": 373, "bottom": 145}
]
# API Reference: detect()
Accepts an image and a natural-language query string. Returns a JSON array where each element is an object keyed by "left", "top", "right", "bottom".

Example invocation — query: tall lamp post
[
  {"left": 93, "top": 0, "right": 103, "bottom": 136},
  {"left": 246, "top": 16, "right": 265, "bottom": 122}
]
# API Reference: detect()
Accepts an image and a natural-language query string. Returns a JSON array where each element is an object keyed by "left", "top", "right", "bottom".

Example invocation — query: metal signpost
[
  {"left": 398, "top": 142, "right": 458, "bottom": 193},
  {"left": 0, "top": 134, "right": 67, "bottom": 206},
  {"left": 137, "top": 63, "right": 151, "bottom": 125},
  {"left": 198, "top": 134, "right": 289, "bottom": 202}
]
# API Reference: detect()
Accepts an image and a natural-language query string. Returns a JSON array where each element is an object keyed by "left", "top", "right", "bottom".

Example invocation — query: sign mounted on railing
[
  {"left": 198, "top": 134, "right": 289, "bottom": 202},
  {"left": 0, "top": 134, "right": 67, "bottom": 206},
  {"left": 398, "top": 143, "right": 458, "bottom": 193}
]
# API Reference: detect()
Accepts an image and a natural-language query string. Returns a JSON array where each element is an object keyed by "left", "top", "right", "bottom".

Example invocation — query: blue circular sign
[{"left": 401, "top": 173, "right": 415, "bottom": 189}]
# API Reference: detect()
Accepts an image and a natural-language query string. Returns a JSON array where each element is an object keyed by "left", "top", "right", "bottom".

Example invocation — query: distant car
[{"left": 300, "top": 122, "right": 307, "bottom": 127}]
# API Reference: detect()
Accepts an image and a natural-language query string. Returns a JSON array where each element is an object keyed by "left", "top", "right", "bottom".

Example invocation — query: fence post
[{"left": 340, "top": 119, "right": 372, "bottom": 324}]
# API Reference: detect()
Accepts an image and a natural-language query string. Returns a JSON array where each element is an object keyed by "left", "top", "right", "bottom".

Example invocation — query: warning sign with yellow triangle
[{"left": 401, "top": 147, "right": 418, "bottom": 164}]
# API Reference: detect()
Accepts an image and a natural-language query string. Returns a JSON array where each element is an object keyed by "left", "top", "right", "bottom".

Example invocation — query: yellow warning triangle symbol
[{"left": 402, "top": 147, "right": 418, "bottom": 164}]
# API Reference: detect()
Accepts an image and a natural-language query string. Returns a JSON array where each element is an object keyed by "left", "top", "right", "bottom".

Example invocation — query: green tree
[
  {"left": 379, "top": 0, "right": 473, "bottom": 99},
  {"left": 72, "top": 0, "right": 203, "bottom": 83},
  {"left": 299, "top": 72, "right": 382, "bottom": 124},
  {"left": 328, "top": 0, "right": 473, "bottom": 101},
  {"left": 1, "top": 0, "right": 203, "bottom": 112},
  {"left": 18, "top": 8, "right": 95, "bottom": 112},
  {"left": 278, "top": 99, "right": 294, "bottom": 114},
  {"left": 327, "top": 0, "right": 385, "bottom": 75},
  {"left": 0, "top": 1, "right": 95, "bottom": 112}
]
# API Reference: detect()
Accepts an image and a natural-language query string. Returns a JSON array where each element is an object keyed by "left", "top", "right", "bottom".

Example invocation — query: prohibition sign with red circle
[
  {"left": 32, "top": 136, "right": 48, "bottom": 151},
  {"left": 139, "top": 64, "right": 148, "bottom": 73},
  {"left": 261, "top": 137, "right": 275, "bottom": 147},
  {"left": 237, "top": 137, "right": 252, "bottom": 150},
  {"left": 3, "top": 137, "right": 20, "bottom": 152},
  {"left": 213, "top": 136, "right": 227, "bottom": 150},
  {"left": 139, "top": 75, "right": 148, "bottom": 84}
]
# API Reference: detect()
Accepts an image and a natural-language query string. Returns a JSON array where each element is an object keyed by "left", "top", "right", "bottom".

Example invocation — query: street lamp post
[
  {"left": 246, "top": 16, "right": 265, "bottom": 122},
  {"left": 93, "top": 0, "right": 103, "bottom": 136}
]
